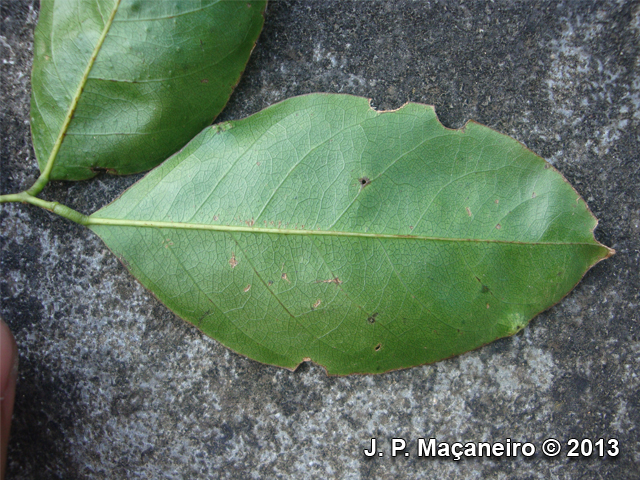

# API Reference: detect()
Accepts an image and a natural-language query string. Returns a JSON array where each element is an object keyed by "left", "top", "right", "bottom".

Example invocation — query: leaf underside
[
  {"left": 90, "top": 94, "right": 612, "bottom": 375},
  {"left": 31, "top": 0, "right": 266, "bottom": 180}
]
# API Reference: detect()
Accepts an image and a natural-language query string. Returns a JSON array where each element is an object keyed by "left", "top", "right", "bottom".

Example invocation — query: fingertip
[
  {"left": 0, "top": 319, "right": 17, "bottom": 396},
  {"left": 1, "top": 317, "right": 17, "bottom": 480}
]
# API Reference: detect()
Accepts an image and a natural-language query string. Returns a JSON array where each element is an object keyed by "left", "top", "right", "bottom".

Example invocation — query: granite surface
[{"left": 1, "top": 1, "right": 639, "bottom": 478}]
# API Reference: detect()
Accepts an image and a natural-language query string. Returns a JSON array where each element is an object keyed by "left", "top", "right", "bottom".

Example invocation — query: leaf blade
[
  {"left": 90, "top": 94, "right": 612, "bottom": 374},
  {"left": 30, "top": 0, "right": 266, "bottom": 181}
]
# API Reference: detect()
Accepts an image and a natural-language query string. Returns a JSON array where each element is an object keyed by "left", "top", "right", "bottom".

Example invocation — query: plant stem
[{"left": 0, "top": 191, "right": 89, "bottom": 225}]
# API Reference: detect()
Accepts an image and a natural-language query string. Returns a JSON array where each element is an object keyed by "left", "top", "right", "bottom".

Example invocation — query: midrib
[
  {"left": 42, "top": 0, "right": 122, "bottom": 178},
  {"left": 86, "top": 216, "right": 599, "bottom": 247}
]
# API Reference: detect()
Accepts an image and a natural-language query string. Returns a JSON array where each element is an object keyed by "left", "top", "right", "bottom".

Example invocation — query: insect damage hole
[
  {"left": 374, "top": 343, "right": 382, "bottom": 352},
  {"left": 358, "top": 176, "right": 371, "bottom": 188}
]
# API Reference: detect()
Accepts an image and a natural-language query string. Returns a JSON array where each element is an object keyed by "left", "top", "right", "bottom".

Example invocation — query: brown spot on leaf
[
  {"left": 358, "top": 176, "right": 371, "bottom": 188},
  {"left": 201, "top": 78, "right": 209, "bottom": 84},
  {"left": 246, "top": 218, "right": 255, "bottom": 227},
  {"left": 244, "top": 284, "right": 251, "bottom": 293},
  {"left": 312, "top": 299, "right": 321, "bottom": 309},
  {"left": 197, "top": 309, "right": 212, "bottom": 323},
  {"left": 475, "top": 276, "right": 490, "bottom": 293},
  {"left": 495, "top": 199, "right": 499, "bottom": 204},
  {"left": 268, "top": 280, "right": 274, "bottom": 286},
  {"left": 486, "top": 303, "right": 490, "bottom": 309},
  {"left": 496, "top": 224, "right": 501, "bottom": 230},
  {"left": 281, "top": 273, "right": 290, "bottom": 282},
  {"left": 90, "top": 166, "right": 118, "bottom": 175},
  {"left": 374, "top": 343, "right": 382, "bottom": 351},
  {"left": 229, "top": 252, "right": 238, "bottom": 269},
  {"left": 532, "top": 191, "right": 537, "bottom": 198},
  {"left": 318, "top": 277, "right": 342, "bottom": 285},
  {"left": 367, "top": 312, "right": 378, "bottom": 324},
  {"left": 466, "top": 206, "right": 472, "bottom": 216}
]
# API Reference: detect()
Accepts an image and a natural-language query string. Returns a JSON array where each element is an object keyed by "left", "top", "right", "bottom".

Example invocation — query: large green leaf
[
  {"left": 89, "top": 94, "right": 613, "bottom": 375},
  {"left": 30, "top": 0, "right": 266, "bottom": 181}
]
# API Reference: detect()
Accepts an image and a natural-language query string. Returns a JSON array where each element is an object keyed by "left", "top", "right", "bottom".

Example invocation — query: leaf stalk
[{"left": 0, "top": 191, "right": 89, "bottom": 225}]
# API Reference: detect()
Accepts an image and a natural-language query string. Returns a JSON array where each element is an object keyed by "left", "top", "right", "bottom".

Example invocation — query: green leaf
[
  {"left": 88, "top": 94, "right": 613, "bottom": 375},
  {"left": 30, "top": 0, "right": 266, "bottom": 181}
]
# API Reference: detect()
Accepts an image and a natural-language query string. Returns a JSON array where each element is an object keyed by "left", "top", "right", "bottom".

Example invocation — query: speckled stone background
[{"left": 1, "top": 1, "right": 639, "bottom": 478}]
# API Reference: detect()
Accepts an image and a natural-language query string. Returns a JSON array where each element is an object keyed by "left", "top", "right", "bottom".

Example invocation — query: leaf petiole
[
  {"left": 26, "top": 173, "right": 50, "bottom": 197},
  {"left": 0, "top": 191, "right": 88, "bottom": 225}
]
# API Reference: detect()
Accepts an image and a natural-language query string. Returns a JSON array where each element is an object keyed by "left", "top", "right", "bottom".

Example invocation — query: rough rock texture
[{"left": 1, "top": 1, "right": 638, "bottom": 478}]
